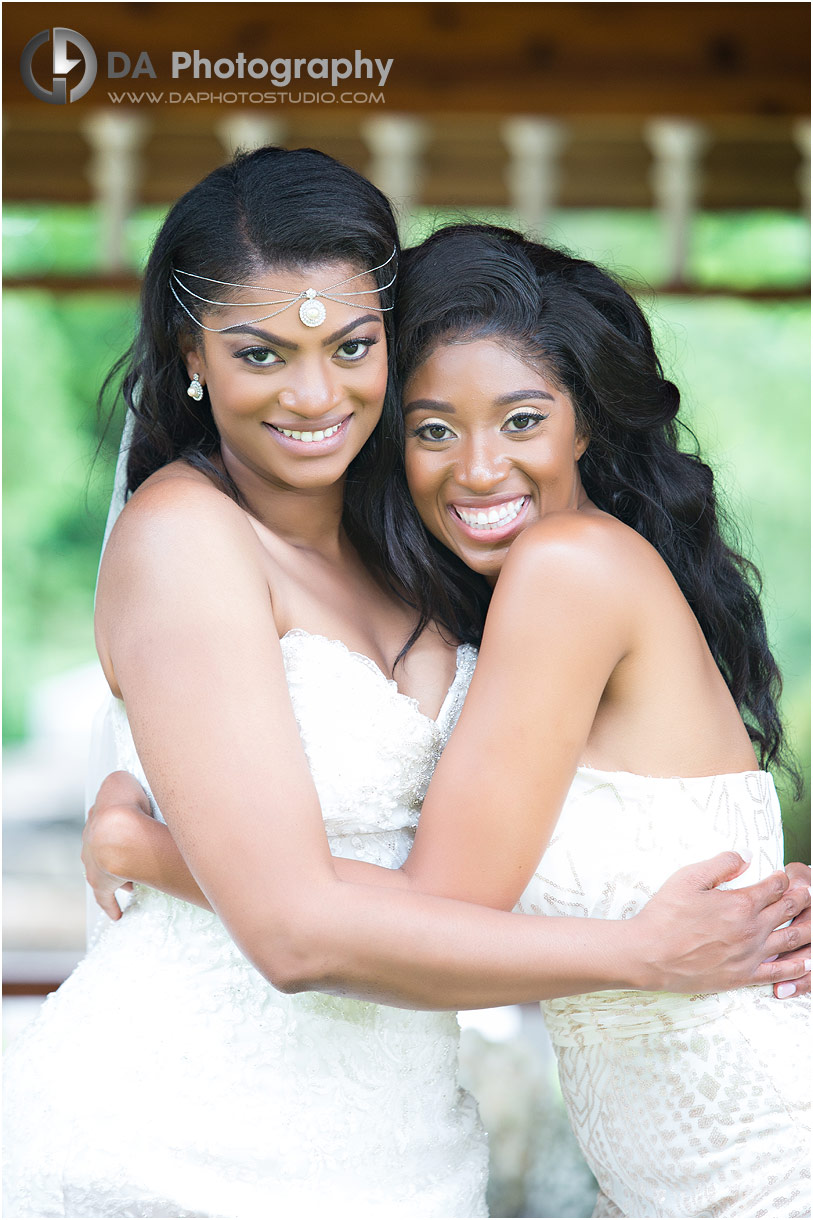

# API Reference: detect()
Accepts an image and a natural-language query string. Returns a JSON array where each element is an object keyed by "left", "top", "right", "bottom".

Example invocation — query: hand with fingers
[
  {"left": 771, "top": 861, "right": 811, "bottom": 999},
  {"left": 634, "top": 850, "right": 811, "bottom": 995},
  {"left": 81, "top": 771, "right": 153, "bottom": 920}
]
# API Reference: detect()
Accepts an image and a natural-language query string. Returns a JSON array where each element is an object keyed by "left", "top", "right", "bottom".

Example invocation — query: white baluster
[
  {"left": 82, "top": 111, "right": 147, "bottom": 273},
  {"left": 361, "top": 116, "right": 428, "bottom": 218},
  {"left": 645, "top": 119, "right": 708, "bottom": 286},
  {"left": 792, "top": 120, "right": 810, "bottom": 217},
  {"left": 216, "top": 117, "right": 287, "bottom": 157},
  {"left": 501, "top": 117, "right": 565, "bottom": 235}
]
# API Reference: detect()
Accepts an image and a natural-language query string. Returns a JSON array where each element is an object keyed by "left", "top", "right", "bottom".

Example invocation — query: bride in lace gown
[
  {"left": 81, "top": 221, "right": 809, "bottom": 1219},
  {"left": 5, "top": 154, "right": 808, "bottom": 1219}
]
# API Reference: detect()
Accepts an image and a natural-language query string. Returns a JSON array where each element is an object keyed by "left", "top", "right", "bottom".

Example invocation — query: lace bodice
[{"left": 109, "top": 630, "right": 474, "bottom": 855}]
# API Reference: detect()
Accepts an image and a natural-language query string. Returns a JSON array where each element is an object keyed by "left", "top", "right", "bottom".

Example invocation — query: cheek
[
  {"left": 404, "top": 448, "right": 444, "bottom": 524},
  {"left": 360, "top": 349, "right": 389, "bottom": 404}
]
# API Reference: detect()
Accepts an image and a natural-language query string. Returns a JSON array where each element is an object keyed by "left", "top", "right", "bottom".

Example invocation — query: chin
[{"left": 451, "top": 541, "right": 508, "bottom": 582}]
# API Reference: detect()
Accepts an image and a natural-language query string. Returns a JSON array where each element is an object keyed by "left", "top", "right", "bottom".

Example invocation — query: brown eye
[
  {"left": 503, "top": 411, "right": 547, "bottom": 432},
  {"left": 415, "top": 421, "right": 455, "bottom": 442},
  {"left": 336, "top": 338, "right": 374, "bottom": 361}
]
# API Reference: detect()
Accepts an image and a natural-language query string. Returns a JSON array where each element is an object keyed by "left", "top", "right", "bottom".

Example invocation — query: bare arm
[
  {"left": 82, "top": 781, "right": 812, "bottom": 1000},
  {"left": 89, "top": 481, "right": 808, "bottom": 1008}
]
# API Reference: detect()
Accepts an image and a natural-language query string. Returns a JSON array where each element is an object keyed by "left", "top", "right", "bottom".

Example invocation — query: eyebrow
[
  {"left": 403, "top": 389, "right": 555, "bottom": 417},
  {"left": 220, "top": 313, "right": 381, "bottom": 348}
]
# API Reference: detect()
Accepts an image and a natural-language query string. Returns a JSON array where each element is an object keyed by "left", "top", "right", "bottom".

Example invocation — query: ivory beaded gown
[
  {"left": 3, "top": 632, "right": 488, "bottom": 1219},
  {"left": 516, "top": 765, "right": 810, "bottom": 1218}
]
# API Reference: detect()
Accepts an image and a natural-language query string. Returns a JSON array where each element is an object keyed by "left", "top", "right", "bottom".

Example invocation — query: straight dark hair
[{"left": 101, "top": 145, "right": 403, "bottom": 580}]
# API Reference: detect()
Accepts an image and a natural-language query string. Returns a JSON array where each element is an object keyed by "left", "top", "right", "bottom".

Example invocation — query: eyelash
[
  {"left": 502, "top": 410, "right": 548, "bottom": 432},
  {"left": 410, "top": 421, "right": 455, "bottom": 442},
  {"left": 410, "top": 410, "right": 549, "bottom": 443},
  {"left": 234, "top": 336, "right": 378, "bottom": 367}
]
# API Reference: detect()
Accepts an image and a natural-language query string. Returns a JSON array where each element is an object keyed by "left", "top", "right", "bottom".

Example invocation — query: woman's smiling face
[
  {"left": 403, "top": 338, "right": 589, "bottom": 583},
  {"left": 183, "top": 261, "right": 389, "bottom": 494}
]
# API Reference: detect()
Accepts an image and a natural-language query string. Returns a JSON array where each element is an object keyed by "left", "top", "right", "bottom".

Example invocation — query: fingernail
[
  {"left": 776, "top": 983, "right": 796, "bottom": 999},
  {"left": 740, "top": 849, "right": 753, "bottom": 864},
  {"left": 805, "top": 959, "right": 811, "bottom": 972}
]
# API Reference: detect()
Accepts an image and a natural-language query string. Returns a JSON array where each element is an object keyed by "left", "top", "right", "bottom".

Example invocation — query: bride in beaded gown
[{"left": 3, "top": 636, "right": 489, "bottom": 1219}]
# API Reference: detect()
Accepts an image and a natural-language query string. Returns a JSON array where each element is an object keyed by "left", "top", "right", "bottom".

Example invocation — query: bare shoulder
[
  {"left": 489, "top": 510, "right": 677, "bottom": 649},
  {"left": 102, "top": 462, "right": 259, "bottom": 578},
  {"left": 96, "top": 464, "right": 274, "bottom": 690},
  {"left": 502, "top": 508, "right": 657, "bottom": 588},
  {"left": 116, "top": 461, "right": 245, "bottom": 536},
  {"left": 97, "top": 462, "right": 269, "bottom": 632}
]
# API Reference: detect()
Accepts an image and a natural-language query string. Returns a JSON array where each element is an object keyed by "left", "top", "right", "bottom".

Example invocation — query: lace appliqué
[{"left": 4, "top": 634, "right": 488, "bottom": 1218}]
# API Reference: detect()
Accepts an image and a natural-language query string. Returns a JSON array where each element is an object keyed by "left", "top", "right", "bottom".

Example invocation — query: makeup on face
[
  {"left": 184, "top": 263, "right": 389, "bottom": 490},
  {"left": 403, "top": 338, "right": 588, "bottom": 583}
]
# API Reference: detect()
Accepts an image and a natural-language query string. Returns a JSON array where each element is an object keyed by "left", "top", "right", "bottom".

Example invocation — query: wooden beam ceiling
[
  {"left": 4, "top": 3, "right": 809, "bottom": 115},
  {"left": 2, "top": 4, "right": 808, "bottom": 207}
]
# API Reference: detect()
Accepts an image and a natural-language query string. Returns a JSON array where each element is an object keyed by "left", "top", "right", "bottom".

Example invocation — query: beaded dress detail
[
  {"left": 516, "top": 766, "right": 810, "bottom": 1218},
  {"left": 3, "top": 634, "right": 488, "bottom": 1219}
]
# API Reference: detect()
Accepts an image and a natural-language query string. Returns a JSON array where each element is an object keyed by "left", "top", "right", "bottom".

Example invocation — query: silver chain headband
[{"left": 169, "top": 247, "right": 397, "bottom": 332}]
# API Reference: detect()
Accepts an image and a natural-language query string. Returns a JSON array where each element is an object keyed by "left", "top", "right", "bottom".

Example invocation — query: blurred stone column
[
  {"left": 792, "top": 120, "right": 810, "bottom": 217},
  {"left": 216, "top": 117, "right": 287, "bottom": 157},
  {"left": 645, "top": 118, "right": 708, "bottom": 288},
  {"left": 501, "top": 117, "right": 565, "bottom": 236},
  {"left": 82, "top": 111, "right": 148, "bottom": 272},
  {"left": 361, "top": 115, "right": 428, "bottom": 225}
]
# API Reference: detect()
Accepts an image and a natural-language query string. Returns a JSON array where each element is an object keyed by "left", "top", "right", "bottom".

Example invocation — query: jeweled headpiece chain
[{"left": 169, "top": 246, "right": 397, "bottom": 332}]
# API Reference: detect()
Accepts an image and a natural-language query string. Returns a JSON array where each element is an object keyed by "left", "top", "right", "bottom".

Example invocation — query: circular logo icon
[{"left": 20, "top": 28, "right": 97, "bottom": 105}]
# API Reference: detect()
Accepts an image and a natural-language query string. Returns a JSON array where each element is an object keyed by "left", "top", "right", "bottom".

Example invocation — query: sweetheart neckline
[{"left": 279, "top": 628, "right": 474, "bottom": 726}]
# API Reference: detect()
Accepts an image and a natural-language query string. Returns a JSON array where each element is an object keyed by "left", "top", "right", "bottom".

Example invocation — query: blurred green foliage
[
  {"left": 3, "top": 293, "right": 134, "bottom": 739},
  {"left": 3, "top": 206, "right": 809, "bottom": 855},
  {"left": 5, "top": 204, "right": 811, "bottom": 290}
]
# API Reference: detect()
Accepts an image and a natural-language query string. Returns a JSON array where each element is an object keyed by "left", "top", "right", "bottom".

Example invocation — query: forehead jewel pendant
[{"left": 299, "top": 289, "right": 327, "bottom": 328}]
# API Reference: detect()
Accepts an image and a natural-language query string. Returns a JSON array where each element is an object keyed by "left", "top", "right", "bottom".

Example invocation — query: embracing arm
[{"left": 91, "top": 487, "right": 809, "bottom": 1005}]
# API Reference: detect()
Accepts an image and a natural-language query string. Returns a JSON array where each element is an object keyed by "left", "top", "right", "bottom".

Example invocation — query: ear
[
  {"left": 575, "top": 431, "right": 589, "bottom": 461},
  {"left": 180, "top": 335, "right": 204, "bottom": 382}
]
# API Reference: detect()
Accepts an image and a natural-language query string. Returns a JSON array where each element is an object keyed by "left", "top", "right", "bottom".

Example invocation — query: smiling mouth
[
  {"left": 451, "top": 496, "right": 530, "bottom": 531},
  {"left": 270, "top": 421, "right": 345, "bottom": 443}
]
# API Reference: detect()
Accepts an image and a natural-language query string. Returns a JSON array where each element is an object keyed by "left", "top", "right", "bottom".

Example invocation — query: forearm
[
  {"left": 90, "top": 796, "right": 808, "bottom": 1008},
  {"left": 104, "top": 812, "right": 616, "bottom": 1005},
  {"left": 230, "top": 855, "right": 808, "bottom": 1009},
  {"left": 101, "top": 818, "right": 621, "bottom": 1005},
  {"left": 232, "top": 875, "right": 642, "bottom": 1010}
]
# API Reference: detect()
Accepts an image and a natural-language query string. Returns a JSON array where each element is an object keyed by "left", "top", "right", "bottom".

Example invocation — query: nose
[
  {"left": 453, "top": 435, "right": 510, "bottom": 494},
  {"left": 277, "top": 359, "right": 342, "bottom": 419}
]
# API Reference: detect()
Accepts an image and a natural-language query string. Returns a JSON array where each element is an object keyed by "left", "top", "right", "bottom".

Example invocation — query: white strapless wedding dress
[
  {"left": 516, "top": 766, "right": 811, "bottom": 1218},
  {"left": 3, "top": 632, "right": 488, "bottom": 1219}
]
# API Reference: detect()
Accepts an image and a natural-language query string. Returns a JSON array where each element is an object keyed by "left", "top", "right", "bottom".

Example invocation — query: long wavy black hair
[
  {"left": 388, "top": 223, "right": 797, "bottom": 784},
  {"left": 101, "top": 145, "right": 406, "bottom": 578}
]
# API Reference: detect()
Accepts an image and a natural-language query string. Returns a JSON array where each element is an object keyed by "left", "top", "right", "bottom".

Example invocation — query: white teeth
[
  {"left": 454, "top": 497, "right": 527, "bottom": 530},
  {"left": 276, "top": 422, "right": 342, "bottom": 442}
]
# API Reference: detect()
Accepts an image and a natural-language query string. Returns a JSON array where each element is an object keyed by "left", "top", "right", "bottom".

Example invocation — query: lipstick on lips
[
  {"left": 449, "top": 494, "right": 531, "bottom": 542},
  {"left": 264, "top": 413, "right": 352, "bottom": 453}
]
